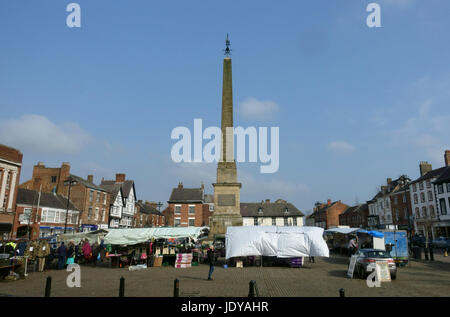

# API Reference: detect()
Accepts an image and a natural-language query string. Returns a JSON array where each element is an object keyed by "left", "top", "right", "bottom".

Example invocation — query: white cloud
[
  {"left": 0, "top": 114, "right": 92, "bottom": 155},
  {"left": 238, "top": 97, "right": 280, "bottom": 121},
  {"left": 327, "top": 141, "right": 355, "bottom": 153}
]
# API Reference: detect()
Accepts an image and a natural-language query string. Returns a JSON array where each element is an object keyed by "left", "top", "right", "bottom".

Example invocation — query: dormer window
[
  {"left": 258, "top": 207, "right": 263, "bottom": 214},
  {"left": 284, "top": 206, "right": 289, "bottom": 214}
]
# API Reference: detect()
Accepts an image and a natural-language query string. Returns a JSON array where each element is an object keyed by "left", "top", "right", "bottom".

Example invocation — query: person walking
[
  {"left": 82, "top": 239, "right": 92, "bottom": 264},
  {"left": 348, "top": 237, "right": 357, "bottom": 257},
  {"left": 207, "top": 245, "right": 216, "bottom": 281},
  {"left": 67, "top": 241, "right": 75, "bottom": 265},
  {"left": 57, "top": 242, "right": 67, "bottom": 270}
]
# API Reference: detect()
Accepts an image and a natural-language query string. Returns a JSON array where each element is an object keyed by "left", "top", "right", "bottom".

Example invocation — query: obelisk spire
[{"left": 220, "top": 35, "right": 235, "bottom": 166}]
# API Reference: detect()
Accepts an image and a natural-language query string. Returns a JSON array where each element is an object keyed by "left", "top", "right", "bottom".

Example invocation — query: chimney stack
[
  {"left": 445, "top": 150, "right": 450, "bottom": 167},
  {"left": 265, "top": 199, "right": 271, "bottom": 204},
  {"left": 419, "top": 162, "right": 432, "bottom": 177},
  {"left": 116, "top": 173, "right": 126, "bottom": 183},
  {"left": 201, "top": 183, "right": 204, "bottom": 191},
  {"left": 178, "top": 182, "right": 183, "bottom": 189},
  {"left": 327, "top": 199, "right": 331, "bottom": 206},
  {"left": 87, "top": 175, "right": 94, "bottom": 183},
  {"left": 387, "top": 178, "right": 392, "bottom": 185}
]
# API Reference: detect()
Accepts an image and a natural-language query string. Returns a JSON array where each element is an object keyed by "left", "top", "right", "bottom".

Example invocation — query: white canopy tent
[
  {"left": 104, "top": 227, "right": 209, "bottom": 245},
  {"left": 225, "top": 226, "right": 329, "bottom": 259}
]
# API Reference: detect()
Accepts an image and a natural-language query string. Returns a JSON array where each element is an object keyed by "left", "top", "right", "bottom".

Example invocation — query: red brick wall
[
  {"left": 168, "top": 203, "right": 205, "bottom": 227},
  {"left": 326, "top": 202, "right": 349, "bottom": 228},
  {"left": 0, "top": 144, "right": 23, "bottom": 164}
]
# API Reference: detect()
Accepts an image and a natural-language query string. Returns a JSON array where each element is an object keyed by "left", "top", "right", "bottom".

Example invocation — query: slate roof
[
  {"left": 99, "top": 182, "right": 123, "bottom": 204},
  {"left": 240, "top": 202, "right": 304, "bottom": 217},
  {"left": 204, "top": 194, "right": 214, "bottom": 204},
  {"left": 342, "top": 204, "right": 368, "bottom": 215},
  {"left": 136, "top": 201, "right": 161, "bottom": 215},
  {"left": 410, "top": 167, "right": 447, "bottom": 184},
  {"left": 433, "top": 166, "right": 450, "bottom": 184},
  {"left": 100, "top": 179, "right": 135, "bottom": 199},
  {"left": 16, "top": 188, "right": 78, "bottom": 211},
  {"left": 168, "top": 188, "right": 204, "bottom": 203},
  {"left": 69, "top": 174, "right": 108, "bottom": 192}
]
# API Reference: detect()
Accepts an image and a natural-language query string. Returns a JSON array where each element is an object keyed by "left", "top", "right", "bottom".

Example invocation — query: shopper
[
  {"left": 57, "top": 242, "right": 67, "bottom": 270},
  {"left": 207, "top": 244, "right": 216, "bottom": 281},
  {"left": 82, "top": 239, "right": 92, "bottom": 264}
]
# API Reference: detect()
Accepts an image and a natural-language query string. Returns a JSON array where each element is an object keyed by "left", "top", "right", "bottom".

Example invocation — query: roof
[
  {"left": 16, "top": 188, "right": 78, "bottom": 211},
  {"left": 410, "top": 166, "right": 447, "bottom": 184},
  {"left": 100, "top": 180, "right": 135, "bottom": 198},
  {"left": 69, "top": 174, "right": 108, "bottom": 192},
  {"left": 168, "top": 188, "right": 204, "bottom": 203},
  {"left": 204, "top": 194, "right": 214, "bottom": 204},
  {"left": 433, "top": 166, "right": 450, "bottom": 184},
  {"left": 240, "top": 202, "right": 304, "bottom": 217},
  {"left": 136, "top": 201, "right": 161, "bottom": 215},
  {"left": 99, "top": 182, "right": 123, "bottom": 204},
  {"left": 342, "top": 204, "right": 368, "bottom": 216}
]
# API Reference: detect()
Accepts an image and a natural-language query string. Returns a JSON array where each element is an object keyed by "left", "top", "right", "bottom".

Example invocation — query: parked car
[
  {"left": 432, "top": 237, "right": 450, "bottom": 249},
  {"left": 352, "top": 249, "right": 397, "bottom": 280}
]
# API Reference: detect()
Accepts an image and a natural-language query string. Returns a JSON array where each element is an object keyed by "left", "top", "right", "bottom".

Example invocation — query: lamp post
[{"left": 64, "top": 177, "right": 77, "bottom": 234}]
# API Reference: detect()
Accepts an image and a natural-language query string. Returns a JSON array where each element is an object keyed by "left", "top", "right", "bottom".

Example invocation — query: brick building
[
  {"left": 13, "top": 188, "right": 79, "bottom": 238},
  {"left": 339, "top": 204, "right": 369, "bottom": 228},
  {"left": 0, "top": 144, "right": 23, "bottom": 239},
  {"left": 164, "top": 183, "right": 212, "bottom": 227},
  {"left": 312, "top": 199, "right": 349, "bottom": 229},
  {"left": 134, "top": 200, "right": 165, "bottom": 228},
  {"left": 20, "top": 162, "right": 110, "bottom": 232},
  {"left": 389, "top": 176, "right": 414, "bottom": 230},
  {"left": 241, "top": 199, "right": 304, "bottom": 226}
]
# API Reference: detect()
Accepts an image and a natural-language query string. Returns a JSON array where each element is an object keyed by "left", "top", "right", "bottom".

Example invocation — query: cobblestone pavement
[{"left": 0, "top": 254, "right": 449, "bottom": 297}]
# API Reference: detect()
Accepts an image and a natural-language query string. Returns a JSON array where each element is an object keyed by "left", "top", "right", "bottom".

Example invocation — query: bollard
[
  {"left": 119, "top": 277, "right": 125, "bottom": 297},
  {"left": 429, "top": 247, "right": 434, "bottom": 261},
  {"left": 339, "top": 288, "right": 345, "bottom": 297},
  {"left": 174, "top": 279, "right": 180, "bottom": 297},
  {"left": 45, "top": 276, "right": 52, "bottom": 297},
  {"left": 249, "top": 280, "right": 256, "bottom": 297}
]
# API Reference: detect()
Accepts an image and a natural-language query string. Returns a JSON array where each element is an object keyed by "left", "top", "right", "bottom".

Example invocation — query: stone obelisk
[{"left": 209, "top": 35, "right": 243, "bottom": 239}]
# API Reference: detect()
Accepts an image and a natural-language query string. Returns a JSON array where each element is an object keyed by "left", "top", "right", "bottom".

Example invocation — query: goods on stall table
[
  {"left": 175, "top": 253, "right": 192, "bottom": 268},
  {"left": 289, "top": 257, "right": 303, "bottom": 268},
  {"left": 153, "top": 256, "right": 163, "bottom": 267},
  {"left": 236, "top": 260, "right": 243, "bottom": 268}
]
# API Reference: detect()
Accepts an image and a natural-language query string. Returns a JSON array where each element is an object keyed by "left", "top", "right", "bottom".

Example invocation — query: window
[
  {"left": 96, "top": 192, "right": 100, "bottom": 203},
  {"left": 89, "top": 190, "right": 94, "bottom": 202},
  {"left": 422, "top": 206, "right": 427, "bottom": 218},
  {"left": 428, "top": 191, "right": 433, "bottom": 201},
  {"left": 438, "top": 184, "right": 444, "bottom": 194},
  {"left": 188, "top": 218, "right": 195, "bottom": 226},
  {"left": 403, "top": 194, "right": 407, "bottom": 203},
  {"left": 174, "top": 218, "right": 181, "bottom": 227},
  {"left": 95, "top": 207, "right": 99, "bottom": 220},
  {"left": 440, "top": 198, "right": 447, "bottom": 215},
  {"left": 209, "top": 204, "right": 214, "bottom": 212},
  {"left": 188, "top": 205, "right": 195, "bottom": 214},
  {"left": 103, "top": 193, "right": 107, "bottom": 205},
  {"left": 175, "top": 205, "right": 181, "bottom": 214},
  {"left": 420, "top": 192, "right": 425, "bottom": 203},
  {"left": 51, "top": 176, "right": 57, "bottom": 183},
  {"left": 254, "top": 217, "right": 258, "bottom": 226},
  {"left": 415, "top": 207, "right": 420, "bottom": 219},
  {"left": 413, "top": 184, "right": 417, "bottom": 192},
  {"left": 414, "top": 194, "right": 418, "bottom": 204},
  {"left": 430, "top": 205, "right": 435, "bottom": 218},
  {"left": 385, "top": 200, "right": 389, "bottom": 208},
  {"left": 293, "top": 217, "right": 297, "bottom": 226},
  {"left": 447, "top": 183, "right": 450, "bottom": 193},
  {"left": 88, "top": 207, "right": 93, "bottom": 220},
  {"left": 419, "top": 182, "right": 424, "bottom": 190},
  {"left": 70, "top": 212, "right": 78, "bottom": 224},
  {"left": 426, "top": 180, "right": 431, "bottom": 188},
  {"left": 102, "top": 208, "right": 105, "bottom": 222},
  {"left": 272, "top": 217, "right": 276, "bottom": 226},
  {"left": 394, "top": 196, "right": 398, "bottom": 205},
  {"left": 284, "top": 217, "right": 288, "bottom": 226}
]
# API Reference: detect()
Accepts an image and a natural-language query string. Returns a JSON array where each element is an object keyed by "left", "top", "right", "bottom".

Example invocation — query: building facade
[
  {"left": 339, "top": 204, "right": 369, "bottom": 228},
  {"left": 13, "top": 188, "right": 79, "bottom": 238},
  {"left": 240, "top": 199, "right": 304, "bottom": 227},
  {"left": 312, "top": 199, "right": 349, "bottom": 229},
  {"left": 165, "top": 183, "right": 212, "bottom": 227},
  {"left": 134, "top": 200, "right": 165, "bottom": 228},
  {"left": 0, "top": 144, "right": 23, "bottom": 239},
  {"left": 20, "top": 162, "right": 110, "bottom": 232},
  {"left": 433, "top": 163, "right": 450, "bottom": 238},
  {"left": 100, "top": 174, "right": 136, "bottom": 229}
]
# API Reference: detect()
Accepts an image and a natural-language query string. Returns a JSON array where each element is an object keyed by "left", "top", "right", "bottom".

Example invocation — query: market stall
[
  {"left": 103, "top": 227, "right": 209, "bottom": 269},
  {"left": 225, "top": 226, "right": 330, "bottom": 261},
  {"left": 324, "top": 228, "right": 385, "bottom": 254}
]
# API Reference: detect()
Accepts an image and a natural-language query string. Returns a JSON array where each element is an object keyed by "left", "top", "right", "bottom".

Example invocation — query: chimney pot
[
  {"left": 387, "top": 178, "right": 392, "bottom": 185},
  {"left": 327, "top": 199, "right": 331, "bottom": 206},
  {"left": 178, "top": 182, "right": 183, "bottom": 189},
  {"left": 87, "top": 175, "right": 94, "bottom": 183},
  {"left": 445, "top": 150, "right": 450, "bottom": 167},
  {"left": 116, "top": 173, "right": 126, "bottom": 182}
]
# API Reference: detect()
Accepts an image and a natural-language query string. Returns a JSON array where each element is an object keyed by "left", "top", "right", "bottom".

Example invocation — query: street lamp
[{"left": 64, "top": 177, "right": 77, "bottom": 234}]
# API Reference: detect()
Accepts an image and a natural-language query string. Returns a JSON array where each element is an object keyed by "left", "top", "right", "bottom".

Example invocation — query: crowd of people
[{"left": 55, "top": 239, "right": 108, "bottom": 269}]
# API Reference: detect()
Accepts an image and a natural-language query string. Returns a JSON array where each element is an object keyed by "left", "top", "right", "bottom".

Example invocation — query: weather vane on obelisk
[{"left": 224, "top": 33, "right": 232, "bottom": 56}]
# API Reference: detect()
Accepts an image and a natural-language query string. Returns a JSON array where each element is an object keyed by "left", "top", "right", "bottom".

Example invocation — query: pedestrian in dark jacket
[
  {"left": 57, "top": 242, "right": 67, "bottom": 270},
  {"left": 207, "top": 245, "right": 216, "bottom": 281}
]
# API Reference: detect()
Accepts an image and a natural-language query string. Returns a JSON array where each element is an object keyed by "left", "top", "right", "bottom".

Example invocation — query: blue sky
[{"left": 1, "top": 0, "right": 450, "bottom": 213}]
